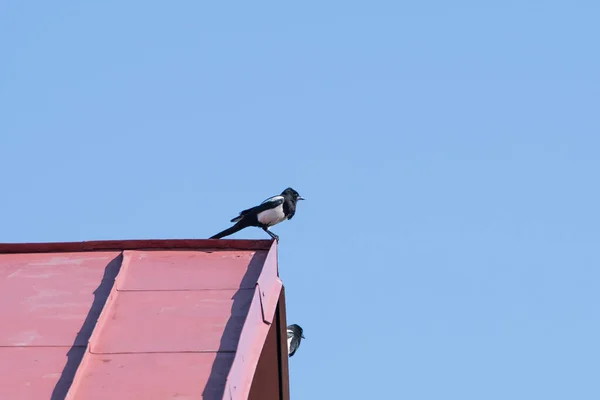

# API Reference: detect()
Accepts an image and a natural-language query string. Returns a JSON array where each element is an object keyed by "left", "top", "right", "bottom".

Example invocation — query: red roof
[{"left": 0, "top": 239, "right": 290, "bottom": 400}]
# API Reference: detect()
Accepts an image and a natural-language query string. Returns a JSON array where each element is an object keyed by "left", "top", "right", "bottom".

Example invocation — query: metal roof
[{"left": 0, "top": 239, "right": 289, "bottom": 400}]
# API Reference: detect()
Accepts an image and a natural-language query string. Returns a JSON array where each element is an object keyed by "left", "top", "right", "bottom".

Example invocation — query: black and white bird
[
  {"left": 287, "top": 324, "right": 304, "bottom": 357},
  {"left": 209, "top": 187, "right": 305, "bottom": 241}
]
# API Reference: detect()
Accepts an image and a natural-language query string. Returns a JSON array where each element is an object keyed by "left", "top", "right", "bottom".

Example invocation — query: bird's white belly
[{"left": 257, "top": 204, "right": 287, "bottom": 226}]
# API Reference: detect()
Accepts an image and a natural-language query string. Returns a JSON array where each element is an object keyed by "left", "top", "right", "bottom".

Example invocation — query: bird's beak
[
  {"left": 298, "top": 196, "right": 305, "bottom": 201},
  {"left": 302, "top": 334, "right": 305, "bottom": 339}
]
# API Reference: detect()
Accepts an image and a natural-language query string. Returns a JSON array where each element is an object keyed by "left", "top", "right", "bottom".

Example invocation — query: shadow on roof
[
  {"left": 202, "top": 250, "right": 267, "bottom": 399},
  {"left": 50, "top": 253, "right": 123, "bottom": 400}
]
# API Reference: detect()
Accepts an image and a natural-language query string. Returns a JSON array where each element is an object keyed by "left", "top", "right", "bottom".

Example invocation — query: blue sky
[{"left": 1, "top": 1, "right": 599, "bottom": 399}]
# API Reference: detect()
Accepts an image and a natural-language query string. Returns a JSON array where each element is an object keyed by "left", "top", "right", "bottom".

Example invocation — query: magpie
[
  {"left": 287, "top": 324, "right": 304, "bottom": 357},
  {"left": 209, "top": 187, "right": 305, "bottom": 241}
]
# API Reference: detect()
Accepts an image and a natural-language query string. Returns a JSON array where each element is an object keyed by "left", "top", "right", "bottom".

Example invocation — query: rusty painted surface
[
  {"left": 0, "top": 347, "right": 85, "bottom": 399},
  {"left": 89, "top": 289, "right": 254, "bottom": 354},
  {"left": 0, "top": 240, "right": 288, "bottom": 400},
  {"left": 0, "top": 252, "right": 121, "bottom": 399},
  {"left": 67, "top": 353, "right": 235, "bottom": 399},
  {"left": 116, "top": 249, "right": 266, "bottom": 291}
]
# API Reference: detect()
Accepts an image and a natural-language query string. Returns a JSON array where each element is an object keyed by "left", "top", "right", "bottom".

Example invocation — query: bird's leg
[{"left": 263, "top": 227, "right": 279, "bottom": 242}]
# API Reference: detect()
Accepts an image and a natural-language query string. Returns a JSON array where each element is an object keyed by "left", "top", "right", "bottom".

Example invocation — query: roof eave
[{"left": 0, "top": 239, "right": 273, "bottom": 254}]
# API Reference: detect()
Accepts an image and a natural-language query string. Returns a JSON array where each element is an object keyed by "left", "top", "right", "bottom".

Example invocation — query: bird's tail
[{"left": 209, "top": 221, "right": 248, "bottom": 239}]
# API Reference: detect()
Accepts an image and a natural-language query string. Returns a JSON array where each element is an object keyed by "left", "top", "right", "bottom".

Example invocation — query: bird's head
[
  {"left": 289, "top": 324, "right": 305, "bottom": 339},
  {"left": 282, "top": 187, "right": 305, "bottom": 201}
]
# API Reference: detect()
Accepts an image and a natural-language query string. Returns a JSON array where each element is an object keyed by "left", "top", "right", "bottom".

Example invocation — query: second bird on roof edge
[
  {"left": 210, "top": 187, "right": 305, "bottom": 241},
  {"left": 287, "top": 324, "right": 304, "bottom": 357}
]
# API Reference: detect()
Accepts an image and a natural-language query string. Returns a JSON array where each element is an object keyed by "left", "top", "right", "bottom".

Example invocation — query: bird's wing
[
  {"left": 287, "top": 327, "right": 301, "bottom": 357},
  {"left": 289, "top": 336, "right": 300, "bottom": 357},
  {"left": 248, "top": 196, "right": 284, "bottom": 213},
  {"left": 231, "top": 196, "right": 284, "bottom": 222},
  {"left": 261, "top": 195, "right": 285, "bottom": 205}
]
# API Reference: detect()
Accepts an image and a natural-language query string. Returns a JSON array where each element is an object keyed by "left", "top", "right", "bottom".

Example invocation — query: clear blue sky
[{"left": 1, "top": 1, "right": 599, "bottom": 399}]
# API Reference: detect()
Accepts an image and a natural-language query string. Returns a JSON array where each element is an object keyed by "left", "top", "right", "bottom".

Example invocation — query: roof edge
[
  {"left": 0, "top": 239, "right": 273, "bottom": 254},
  {"left": 224, "top": 240, "right": 285, "bottom": 399}
]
